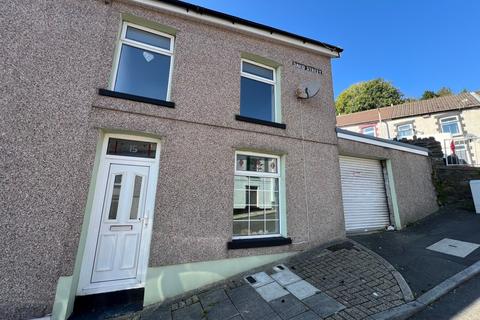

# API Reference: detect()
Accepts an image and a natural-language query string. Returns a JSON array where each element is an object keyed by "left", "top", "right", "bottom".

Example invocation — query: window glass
[
  {"left": 397, "top": 124, "right": 414, "bottom": 138},
  {"left": 454, "top": 141, "right": 468, "bottom": 163},
  {"left": 236, "top": 154, "right": 278, "bottom": 173},
  {"left": 242, "top": 61, "right": 274, "bottom": 80},
  {"left": 362, "top": 126, "right": 375, "bottom": 137},
  {"left": 441, "top": 117, "right": 460, "bottom": 135},
  {"left": 114, "top": 44, "right": 171, "bottom": 101},
  {"left": 108, "top": 174, "right": 122, "bottom": 220},
  {"left": 240, "top": 77, "right": 274, "bottom": 122},
  {"left": 126, "top": 26, "right": 171, "bottom": 50},
  {"left": 129, "top": 175, "right": 143, "bottom": 220},
  {"left": 107, "top": 138, "right": 157, "bottom": 158},
  {"left": 233, "top": 153, "right": 281, "bottom": 238}
]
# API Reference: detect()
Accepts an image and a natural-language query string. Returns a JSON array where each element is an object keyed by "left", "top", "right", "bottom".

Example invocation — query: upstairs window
[
  {"left": 440, "top": 116, "right": 461, "bottom": 135},
  {"left": 362, "top": 126, "right": 376, "bottom": 137},
  {"left": 240, "top": 60, "right": 277, "bottom": 123},
  {"left": 397, "top": 124, "right": 414, "bottom": 139},
  {"left": 112, "top": 23, "right": 174, "bottom": 101}
]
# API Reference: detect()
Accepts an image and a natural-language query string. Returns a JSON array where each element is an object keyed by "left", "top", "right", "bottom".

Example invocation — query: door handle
[{"left": 139, "top": 210, "right": 150, "bottom": 227}]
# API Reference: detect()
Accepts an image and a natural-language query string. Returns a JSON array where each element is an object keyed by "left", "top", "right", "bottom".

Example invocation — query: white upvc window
[
  {"left": 240, "top": 59, "right": 278, "bottom": 123},
  {"left": 111, "top": 22, "right": 174, "bottom": 101},
  {"left": 440, "top": 116, "right": 462, "bottom": 135},
  {"left": 397, "top": 123, "right": 414, "bottom": 139},
  {"left": 233, "top": 152, "right": 282, "bottom": 239},
  {"left": 362, "top": 126, "right": 376, "bottom": 137}
]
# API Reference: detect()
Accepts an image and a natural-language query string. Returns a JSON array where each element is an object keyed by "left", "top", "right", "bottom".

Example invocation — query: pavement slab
[
  {"left": 115, "top": 239, "right": 410, "bottom": 320},
  {"left": 268, "top": 294, "right": 308, "bottom": 320},
  {"left": 255, "top": 282, "right": 289, "bottom": 302},
  {"left": 203, "top": 298, "right": 239, "bottom": 320},
  {"left": 289, "top": 311, "right": 321, "bottom": 320},
  {"left": 199, "top": 288, "right": 229, "bottom": 307},
  {"left": 303, "top": 293, "right": 346, "bottom": 318},
  {"left": 284, "top": 280, "right": 320, "bottom": 300},
  {"left": 171, "top": 302, "right": 203, "bottom": 320}
]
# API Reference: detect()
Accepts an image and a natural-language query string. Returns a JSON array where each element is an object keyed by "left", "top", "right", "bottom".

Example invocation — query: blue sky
[{"left": 186, "top": 0, "right": 480, "bottom": 99}]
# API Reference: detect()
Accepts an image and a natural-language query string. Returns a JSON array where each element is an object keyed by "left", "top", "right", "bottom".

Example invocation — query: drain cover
[{"left": 427, "top": 238, "right": 480, "bottom": 258}]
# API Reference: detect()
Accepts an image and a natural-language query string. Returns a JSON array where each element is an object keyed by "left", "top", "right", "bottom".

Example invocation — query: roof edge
[
  {"left": 125, "top": 0, "right": 343, "bottom": 57},
  {"left": 336, "top": 128, "right": 430, "bottom": 156},
  {"left": 471, "top": 91, "right": 480, "bottom": 103}
]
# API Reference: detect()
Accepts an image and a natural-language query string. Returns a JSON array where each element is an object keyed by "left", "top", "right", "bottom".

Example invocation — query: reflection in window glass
[
  {"left": 397, "top": 124, "right": 414, "bottom": 139},
  {"left": 108, "top": 175, "right": 122, "bottom": 220},
  {"left": 125, "top": 26, "right": 171, "bottom": 50},
  {"left": 236, "top": 154, "right": 277, "bottom": 173},
  {"left": 107, "top": 138, "right": 157, "bottom": 158},
  {"left": 233, "top": 174, "right": 280, "bottom": 237},
  {"left": 441, "top": 117, "right": 460, "bottom": 135},
  {"left": 129, "top": 175, "right": 143, "bottom": 220},
  {"left": 240, "top": 77, "right": 274, "bottom": 122},
  {"left": 362, "top": 126, "right": 375, "bottom": 137},
  {"left": 115, "top": 44, "right": 171, "bottom": 101},
  {"left": 242, "top": 61, "right": 274, "bottom": 80}
]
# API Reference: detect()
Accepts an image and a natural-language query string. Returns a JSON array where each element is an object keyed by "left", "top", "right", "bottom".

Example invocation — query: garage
[{"left": 339, "top": 156, "right": 390, "bottom": 232}]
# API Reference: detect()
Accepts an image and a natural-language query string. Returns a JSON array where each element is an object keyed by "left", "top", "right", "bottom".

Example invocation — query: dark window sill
[
  {"left": 235, "top": 115, "right": 286, "bottom": 129},
  {"left": 98, "top": 89, "right": 175, "bottom": 108},
  {"left": 227, "top": 237, "right": 292, "bottom": 249}
]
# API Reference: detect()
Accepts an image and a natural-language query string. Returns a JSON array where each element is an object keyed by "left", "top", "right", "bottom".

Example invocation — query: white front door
[
  {"left": 91, "top": 163, "right": 149, "bottom": 283},
  {"left": 78, "top": 134, "right": 160, "bottom": 295}
]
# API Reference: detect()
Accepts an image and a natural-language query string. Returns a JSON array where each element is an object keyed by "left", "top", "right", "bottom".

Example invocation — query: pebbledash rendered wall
[
  {"left": 1, "top": 1, "right": 345, "bottom": 319},
  {"left": 337, "top": 138, "right": 439, "bottom": 228}
]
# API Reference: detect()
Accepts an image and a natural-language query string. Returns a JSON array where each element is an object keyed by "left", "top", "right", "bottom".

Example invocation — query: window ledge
[
  {"left": 235, "top": 115, "right": 286, "bottom": 129},
  {"left": 227, "top": 237, "right": 292, "bottom": 249},
  {"left": 98, "top": 89, "right": 175, "bottom": 108}
]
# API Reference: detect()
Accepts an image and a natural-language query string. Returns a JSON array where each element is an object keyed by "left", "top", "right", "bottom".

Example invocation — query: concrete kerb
[
  {"left": 370, "top": 259, "right": 480, "bottom": 320},
  {"left": 350, "top": 240, "right": 414, "bottom": 302}
]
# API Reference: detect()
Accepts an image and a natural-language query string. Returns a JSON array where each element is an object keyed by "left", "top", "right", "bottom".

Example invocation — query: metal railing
[{"left": 444, "top": 137, "right": 480, "bottom": 167}]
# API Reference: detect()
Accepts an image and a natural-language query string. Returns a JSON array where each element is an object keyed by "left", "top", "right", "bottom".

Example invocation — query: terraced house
[
  {"left": 337, "top": 92, "right": 480, "bottom": 166},
  {"left": 1, "top": 1, "right": 439, "bottom": 319}
]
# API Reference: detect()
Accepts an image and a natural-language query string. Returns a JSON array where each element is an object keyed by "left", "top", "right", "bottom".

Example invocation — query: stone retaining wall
[{"left": 399, "top": 137, "right": 480, "bottom": 210}]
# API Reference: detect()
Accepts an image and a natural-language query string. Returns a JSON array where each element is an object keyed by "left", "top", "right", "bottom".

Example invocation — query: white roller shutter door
[{"left": 339, "top": 156, "right": 390, "bottom": 232}]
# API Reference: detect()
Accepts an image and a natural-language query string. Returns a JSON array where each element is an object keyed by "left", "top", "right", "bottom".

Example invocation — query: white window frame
[
  {"left": 233, "top": 151, "right": 282, "bottom": 239},
  {"left": 110, "top": 22, "right": 175, "bottom": 101},
  {"left": 440, "top": 116, "right": 462, "bottom": 136},
  {"left": 362, "top": 126, "right": 376, "bottom": 137},
  {"left": 455, "top": 141, "right": 470, "bottom": 164},
  {"left": 240, "top": 59, "right": 278, "bottom": 122},
  {"left": 397, "top": 123, "right": 414, "bottom": 138}
]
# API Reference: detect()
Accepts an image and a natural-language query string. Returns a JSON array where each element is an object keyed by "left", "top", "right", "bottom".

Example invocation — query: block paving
[{"left": 120, "top": 241, "right": 408, "bottom": 320}]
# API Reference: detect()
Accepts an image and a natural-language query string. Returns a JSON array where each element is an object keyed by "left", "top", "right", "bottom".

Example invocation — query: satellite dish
[{"left": 296, "top": 81, "right": 321, "bottom": 99}]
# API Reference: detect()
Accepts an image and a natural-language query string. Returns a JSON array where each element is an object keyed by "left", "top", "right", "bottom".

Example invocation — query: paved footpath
[{"left": 120, "top": 240, "right": 411, "bottom": 320}]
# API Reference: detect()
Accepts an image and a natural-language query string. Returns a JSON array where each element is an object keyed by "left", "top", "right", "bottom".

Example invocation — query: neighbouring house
[
  {"left": 1, "top": 1, "right": 438, "bottom": 319},
  {"left": 336, "top": 92, "right": 480, "bottom": 166}
]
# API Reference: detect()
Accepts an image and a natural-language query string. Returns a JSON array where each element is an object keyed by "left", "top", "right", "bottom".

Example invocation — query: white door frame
[{"left": 77, "top": 133, "right": 161, "bottom": 295}]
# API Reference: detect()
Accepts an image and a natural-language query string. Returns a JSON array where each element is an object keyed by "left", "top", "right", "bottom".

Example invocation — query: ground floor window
[{"left": 233, "top": 152, "right": 281, "bottom": 238}]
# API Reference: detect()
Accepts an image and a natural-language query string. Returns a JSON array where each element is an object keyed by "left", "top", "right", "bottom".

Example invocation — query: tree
[
  {"left": 335, "top": 79, "right": 404, "bottom": 114},
  {"left": 421, "top": 90, "right": 437, "bottom": 100},
  {"left": 436, "top": 87, "right": 453, "bottom": 97},
  {"left": 420, "top": 87, "right": 454, "bottom": 100}
]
